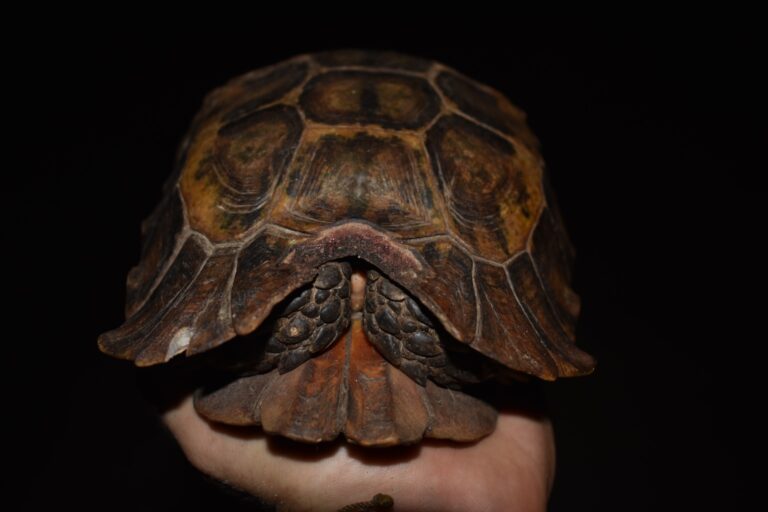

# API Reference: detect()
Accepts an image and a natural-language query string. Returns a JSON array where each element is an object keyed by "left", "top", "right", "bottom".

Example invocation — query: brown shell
[{"left": 98, "top": 50, "right": 595, "bottom": 384}]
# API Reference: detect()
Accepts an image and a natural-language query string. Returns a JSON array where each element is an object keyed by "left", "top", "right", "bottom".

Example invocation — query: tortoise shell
[{"left": 98, "top": 50, "right": 595, "bottom": 446}]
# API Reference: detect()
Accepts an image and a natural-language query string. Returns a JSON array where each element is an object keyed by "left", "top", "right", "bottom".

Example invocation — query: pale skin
[
  {"left": 161, "top": 396, "right": 555, "bottom": 512},
  {"left": 152, "top": 271, "right": 555, "bottom": 511}
]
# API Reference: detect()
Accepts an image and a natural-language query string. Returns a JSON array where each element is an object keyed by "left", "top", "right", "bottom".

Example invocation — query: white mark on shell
[{"left": 166, "top": 327, "right": 193, "bottom": 361}]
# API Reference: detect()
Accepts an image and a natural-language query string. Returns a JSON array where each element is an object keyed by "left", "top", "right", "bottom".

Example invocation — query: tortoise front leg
[
  {"left": 262, "top": 261, "right": 352, "bottom": 372},
  {"left": 362, "top": 270, "right": 483, "bottom": 387}
]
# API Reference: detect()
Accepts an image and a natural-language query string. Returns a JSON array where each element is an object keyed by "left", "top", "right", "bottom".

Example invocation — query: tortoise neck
[{"left": 349, "top": 270, "right": 366, "bottom": 313}]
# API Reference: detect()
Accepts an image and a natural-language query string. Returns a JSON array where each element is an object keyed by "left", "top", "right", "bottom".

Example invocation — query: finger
[{"left": 162, "top": 394, "right": 553, "bottom": 511}]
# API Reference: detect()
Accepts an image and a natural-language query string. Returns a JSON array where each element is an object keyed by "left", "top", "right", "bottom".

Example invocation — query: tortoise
[{"left": 97, "top": 49, "right": 596, "bottom": 447}]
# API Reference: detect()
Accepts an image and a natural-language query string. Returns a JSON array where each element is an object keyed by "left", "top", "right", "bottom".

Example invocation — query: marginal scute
[
  {"left": 217, "top": 59, "right": 309, "bottom": 125},
  {"left": 138, "top": 248, "right": 238, "bottom": 365},
  {"left": 408, "top": 238, "right": 476, "bottom": 341},
  {"left": 435, "top": 70, "right": 539, "bottom": 150},
  {"left": 427, "top": 115, "right": 543, "bottom": 262},
  {"left": 506, "top": 253, "right": 594, "bottom": 376},
  {"left": 530, "top": 207, "right": 581, "bottom": 338},
  {"left": 98, "top": 235, "right": 210, "bottom": 363},
  {"left": 230, "top": 228, "right": 314, "bottom": 336},
  {"left": 472, "top": 262, "right": 558, "bottom": 379},
  {"left": 125, "top": 189, "right": 185, "bottom": 316},
  {"left": 300, "top": 71, "right": 440, "bottom": 129}
]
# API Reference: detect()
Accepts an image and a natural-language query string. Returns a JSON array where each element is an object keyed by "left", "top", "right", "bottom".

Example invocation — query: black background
[{"left": 15, "top": 21, "right": 763, "bottom": 510}]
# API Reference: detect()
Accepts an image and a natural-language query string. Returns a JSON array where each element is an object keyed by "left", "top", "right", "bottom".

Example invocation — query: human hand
[{"left": 160, "top": 390, "right": 554, "bottom": 512}]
